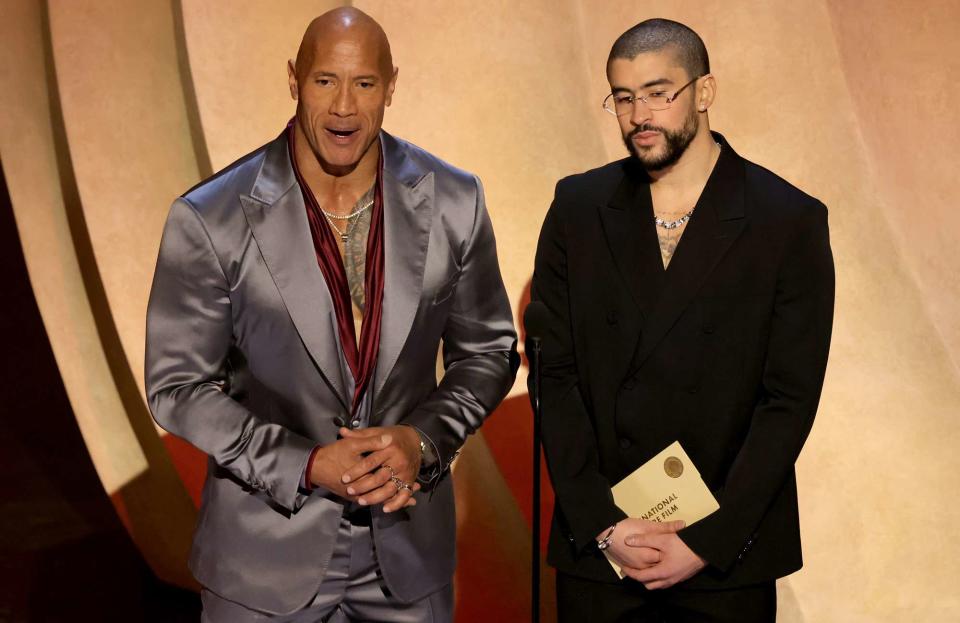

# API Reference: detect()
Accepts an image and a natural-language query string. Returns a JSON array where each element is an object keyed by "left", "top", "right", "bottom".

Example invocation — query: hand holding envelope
[
  {"left": 604, "top": 441, "right": 719, "bottom": 588},
  {"left": 602, "top": 517, "right": 686, "bottom": 572},
  {"left": 621, "top": 528, "right": 708, "bottom": 590}
]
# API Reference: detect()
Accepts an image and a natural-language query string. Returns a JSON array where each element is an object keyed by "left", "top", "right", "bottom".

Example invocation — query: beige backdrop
[{"left": 2, "top": 1, "right": 958, "bottom": 620}]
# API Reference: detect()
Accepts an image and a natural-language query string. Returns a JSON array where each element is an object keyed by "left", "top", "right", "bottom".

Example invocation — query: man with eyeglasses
[{"left": 531, "top": 18, "right": 834, "bottom": 622}]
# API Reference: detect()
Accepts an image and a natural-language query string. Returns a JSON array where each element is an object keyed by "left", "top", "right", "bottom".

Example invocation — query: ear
[
  {"left": 385, "top": 66, "right": 399, "bottom": 107},
  {"left": 697, "top": 74, "right": 716, "bottom": 112},
  {"left": 287, "top": 59, "right": 299, "bottom": 101}
]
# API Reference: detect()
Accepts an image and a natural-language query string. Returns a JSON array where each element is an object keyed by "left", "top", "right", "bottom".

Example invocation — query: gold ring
[{"left": 383, "top": 465, "right": 397, "bottom": 477}]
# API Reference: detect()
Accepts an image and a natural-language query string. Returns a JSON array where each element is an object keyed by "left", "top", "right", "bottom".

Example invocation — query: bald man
[{"left": 146, "top": 9, "right": 517, "bottom": 622}]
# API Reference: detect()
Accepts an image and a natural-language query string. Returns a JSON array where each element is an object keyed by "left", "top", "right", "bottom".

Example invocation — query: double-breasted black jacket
[{"left": 530, "top": 133, "right": 835, "bottom": 588}]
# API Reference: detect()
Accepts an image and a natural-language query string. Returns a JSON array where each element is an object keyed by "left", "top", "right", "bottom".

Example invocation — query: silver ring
[{"left": 389, "top": 475, "right": 413, "bottom": 493}]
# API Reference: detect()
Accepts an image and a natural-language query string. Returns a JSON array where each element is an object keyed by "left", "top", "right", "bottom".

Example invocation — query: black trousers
[{"left": 557, "top": 572, "right": 776, "bottom": 623}]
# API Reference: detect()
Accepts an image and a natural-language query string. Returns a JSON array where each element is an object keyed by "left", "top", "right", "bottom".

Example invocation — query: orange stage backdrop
[{"left": 2, "top": 1, "right": 959, "bottom": 621}]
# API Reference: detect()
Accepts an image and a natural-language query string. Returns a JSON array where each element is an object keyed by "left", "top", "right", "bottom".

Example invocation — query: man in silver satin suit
[{"left": 145, "top": 8, "right": 517, "bottom": 622}]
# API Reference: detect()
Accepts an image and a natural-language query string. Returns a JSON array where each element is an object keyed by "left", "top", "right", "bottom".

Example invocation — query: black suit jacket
[{"left": 531, "top": 133, "right": 834, "bottom": 589}]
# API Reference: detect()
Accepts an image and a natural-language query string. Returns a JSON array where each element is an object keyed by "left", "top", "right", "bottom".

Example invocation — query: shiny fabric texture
[
  {"left": 200, "top": 515, "right": 453, "bottom": 622},
  {"left": 287, "top": 121, "right": 385, "bottom": 415},
  {"left": 145, "top": 129, "right": 517, "bottom": 614}
]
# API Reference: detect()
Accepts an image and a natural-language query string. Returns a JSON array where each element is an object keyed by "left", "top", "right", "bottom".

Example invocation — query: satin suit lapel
[
  {"left": 238, "top": 134, "right": 350, "bottom": 408},
  {"left": 373, "top": 131, "right": 434, "bottom": 396}
]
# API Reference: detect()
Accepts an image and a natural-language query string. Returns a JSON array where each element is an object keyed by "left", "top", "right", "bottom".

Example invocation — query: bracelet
[
  {"left": 597, "top": 523, "right": 617, "bottom": 551},
  {"left": 401, "top": 424, "right": 437, "bottom": 466}
]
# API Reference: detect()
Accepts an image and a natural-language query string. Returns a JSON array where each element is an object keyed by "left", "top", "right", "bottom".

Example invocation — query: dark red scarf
[{"left": 287, "top": 122, "right": 385, "bottom": 415}]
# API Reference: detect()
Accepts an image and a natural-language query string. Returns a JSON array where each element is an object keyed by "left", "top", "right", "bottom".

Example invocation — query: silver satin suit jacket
[{"left": 145, "top": 130, "right": 518, "bottom": 615}]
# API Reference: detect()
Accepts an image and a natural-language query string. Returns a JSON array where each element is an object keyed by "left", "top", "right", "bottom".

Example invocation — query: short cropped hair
[{"left": 608, "top": 18, "right": 710, "bottom": 79}]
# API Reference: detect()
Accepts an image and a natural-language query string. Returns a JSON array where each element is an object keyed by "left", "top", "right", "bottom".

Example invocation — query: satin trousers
[{"left": 201, "top": 510, "right": 453, "bottom": 622}]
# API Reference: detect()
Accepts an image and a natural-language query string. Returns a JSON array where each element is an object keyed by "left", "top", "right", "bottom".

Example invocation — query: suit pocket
[{"left": 432, "top": 274, "right": 458, "bottom": 305}]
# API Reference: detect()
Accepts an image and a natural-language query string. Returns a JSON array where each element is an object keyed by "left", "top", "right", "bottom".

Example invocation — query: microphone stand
[{"left": 529, "top": 336, "right": 542, "bottom": 623}]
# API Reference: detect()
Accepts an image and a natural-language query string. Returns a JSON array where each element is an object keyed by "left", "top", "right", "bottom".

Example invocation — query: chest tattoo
[
  {"left": 656, "top": 224, "right": 687, "bottom": 269},
  {"left": 343, "top": 205, "right": 371, "bottom": 311},
  {"left": 334, "top": 185, "right": 374, "bottom": 313}
]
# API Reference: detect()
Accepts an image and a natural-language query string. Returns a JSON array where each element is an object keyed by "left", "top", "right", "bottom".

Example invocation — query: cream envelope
[{"left": 605, "top": 440, "right": 719, "bottom": 578}]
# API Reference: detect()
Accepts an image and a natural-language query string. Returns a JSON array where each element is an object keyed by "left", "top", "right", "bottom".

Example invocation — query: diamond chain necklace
[{"left": 655, "top": 209, "right": 695, "bottom": 230}]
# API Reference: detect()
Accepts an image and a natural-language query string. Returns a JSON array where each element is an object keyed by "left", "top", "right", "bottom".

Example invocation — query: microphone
[
  {"left": 522, "top": 301, "right": 550, "bottom": 623},
  {"left": 523, "top": 301, "right": 550, "bottom": 414},
  {"left": 523, "top": 301, "right": 551, "bottom": 344}
]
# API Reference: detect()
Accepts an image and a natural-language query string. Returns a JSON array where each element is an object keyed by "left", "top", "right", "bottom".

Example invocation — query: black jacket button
[{"left": 619, "top": 438, "right": 632, "bottom": 449}]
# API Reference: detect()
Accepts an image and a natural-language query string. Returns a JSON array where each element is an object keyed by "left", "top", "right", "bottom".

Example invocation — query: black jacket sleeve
[
  {"left": 530, "top": 185, "right": 628, "bottom": 555},
  {"left": 678, "top": 200, "right": 835, "bottom": 571}
]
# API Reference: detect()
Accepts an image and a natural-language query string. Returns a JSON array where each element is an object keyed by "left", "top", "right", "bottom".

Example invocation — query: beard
[{"left": 623, "top": 106, "right": 699, "bottom": 171}]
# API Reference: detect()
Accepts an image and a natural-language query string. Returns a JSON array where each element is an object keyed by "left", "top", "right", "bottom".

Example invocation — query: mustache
[{"left": 627, "top": 125, "right": 665, "bottom": 139}]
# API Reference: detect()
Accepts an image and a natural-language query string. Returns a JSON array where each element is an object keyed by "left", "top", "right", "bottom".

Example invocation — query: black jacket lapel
[
  {"left": 627, "top": 134, "right": 747, "bottom": 377},
  {"left": 598, "top": 159, "right": 664, "bottom": 321}
]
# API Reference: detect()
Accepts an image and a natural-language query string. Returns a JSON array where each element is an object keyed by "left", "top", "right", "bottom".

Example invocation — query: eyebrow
[
  {"left": 641, "top": 78, "right": 673, "bottom": 89},
  {"left": 310, "top": 70, "right": 380, "bottom": 82},
  {"left": 611, "top": 78, "right": 674, "bottom": 93}
]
